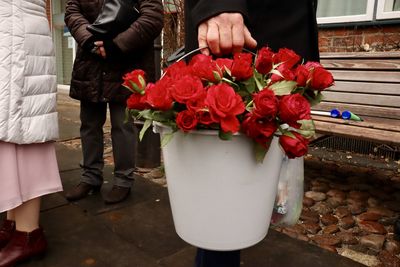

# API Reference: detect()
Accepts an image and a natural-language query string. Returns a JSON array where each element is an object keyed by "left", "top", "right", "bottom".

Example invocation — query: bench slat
[
  {"left": 312, "top": 115, "right": 400, "bottom": 132},
  {"left": 314, "top": 120, "right": 400, "bottom": 146},
  {"left": 322, "top": 91, "right": 400, "bottom": 107},
  {"left": 313, "top": 103, "right": 400, "bottom": 120},
  {"left": 321, "top": 59, "right": 400, "bottom": 70},
  {"left": 327, "top": 81, "right": 400, "bottom": 95},
  {"left": 321, "top": 52, "right": 400, "bottom": 59},
  {"left": 330, "top": 70, "right": 400, "bottom": 83}
]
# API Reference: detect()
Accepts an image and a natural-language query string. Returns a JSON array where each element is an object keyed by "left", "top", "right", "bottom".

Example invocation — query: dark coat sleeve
[
  {"left": 191, "top": 0, "right": 249, "bottom": 28},
  {"left": 113, "top": 0, "right": 164, "bottom": 54},
  {"left": 64, "top": 0, "right": 94, "bottom": 48}
]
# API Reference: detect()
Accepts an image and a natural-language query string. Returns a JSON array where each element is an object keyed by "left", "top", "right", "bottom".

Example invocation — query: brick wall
[
  {"left": 319, "top": 24, "right": 400, "bottom": 52},
  {"left": 46, "top": 0, "right": 52, "bottom": 27}
]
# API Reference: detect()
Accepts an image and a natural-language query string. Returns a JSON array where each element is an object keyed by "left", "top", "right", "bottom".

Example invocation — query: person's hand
[
  {"left": 198, "top": 13, "right": 257, "bottom": 56},
  {"left": 92, "top": 41, "right": 107, "bottom": 58}
]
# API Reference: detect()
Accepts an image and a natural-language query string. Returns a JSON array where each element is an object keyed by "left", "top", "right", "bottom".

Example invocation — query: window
[
  {"left": 376, "top": 0, "right": 400, "bottom": 19},
  {"left": 317, "top": 0, "right": 400, "bottom": 24}
]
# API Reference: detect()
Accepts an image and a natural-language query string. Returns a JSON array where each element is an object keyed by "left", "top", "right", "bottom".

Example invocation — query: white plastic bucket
[{"left": 154, "top": 124, "right": 284, "bottom": 251}]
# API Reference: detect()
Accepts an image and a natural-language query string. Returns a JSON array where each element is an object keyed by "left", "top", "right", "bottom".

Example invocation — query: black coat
[
  {"left": 184, "top": 0, "right": 319, "bottom": 62},
  {"left": 65, "top": 0, "right": 163, "bottom": 103}
]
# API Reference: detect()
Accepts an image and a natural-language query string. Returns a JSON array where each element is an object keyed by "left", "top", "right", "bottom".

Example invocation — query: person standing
[
  {"left": 0, "top": 1, "right": 63, "bottom": 265},
  {"left": 64, "top": 0, "right": 163, "bottom": 204},
  {"left": 184, "top": 0, "right": 320, "bottom": 266}
]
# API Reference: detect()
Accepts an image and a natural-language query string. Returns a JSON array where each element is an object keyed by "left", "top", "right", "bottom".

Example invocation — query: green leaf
[
  {"left": 269, "top": 81, "right": 297, "bottom": 96},
  {"left": 161, "top": 133, "right": 174, "bottom": 147},
  {"left": 221, "top": 77, "right": 239, "bottom": 89},
  {"left": 138, "top": 109, "right": 154, "bottom": 120},
  {"left": 213, "top": 70, "right": 222, "bottom": 82},
  {"left": 241, "top": 77, "right": 256, "bottom": 94},
  {"left": 139, "top": 119, "right": 152, "bottom": 141},
  {"left": 270, "top": 69, "right": 283, "bottom": 77},
  {"left": 218, "top": 130, "right": 232, "bottom": 140},
  {"left": 225, "top": 66, "right": 232, "bottom": 76},
  {"left": 138, "top": 75, "right": 146, "bottom": 90},
  {"left": 129, "top": 81, "right": 144, "bottom": 95},
  {"left": 254, "top": 142, "right": 268, "bottom": 163},
  {"left": 297, "top": 119, "right": 316, "bottom": 138},
  {"left": 253, "top": 71, "right": 265, "bottom": 91},
  {"left": 307, "top": 91, "right": 324, "bottom": 107}
]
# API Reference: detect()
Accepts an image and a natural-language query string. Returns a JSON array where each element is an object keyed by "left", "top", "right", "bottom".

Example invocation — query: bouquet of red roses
[{"left": 123, "top": 46, "right": 334, "bottom": 162}]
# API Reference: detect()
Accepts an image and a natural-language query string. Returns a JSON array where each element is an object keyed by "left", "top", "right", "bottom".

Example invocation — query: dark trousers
[
  {"left": 195, "top": 249, "right": 241, "bottom": 267},
  {"left": 80, "top": 101, "right": 136, "bottom": 188}
]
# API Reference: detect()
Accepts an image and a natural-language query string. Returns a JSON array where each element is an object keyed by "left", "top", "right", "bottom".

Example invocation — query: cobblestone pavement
[{"left": 275, "top": 155, "right": 400, "bottom": 267}]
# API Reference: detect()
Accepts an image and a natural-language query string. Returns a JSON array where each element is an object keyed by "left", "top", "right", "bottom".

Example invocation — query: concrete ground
[{"left": 6, "top": 91, "right": 367, "bottom": 267}]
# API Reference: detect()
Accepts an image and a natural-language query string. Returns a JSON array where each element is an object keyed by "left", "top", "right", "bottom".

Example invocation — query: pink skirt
[{"left": 0, "top": 142, "right": 63, "bottom": 213}]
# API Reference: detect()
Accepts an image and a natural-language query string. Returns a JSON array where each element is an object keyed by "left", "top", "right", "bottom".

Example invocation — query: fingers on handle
[
  {"left": 244, "top": 26, "right": 257, "bottom": 49},
  {"left": 206, "top": 22, "right": 220, "bottom": 56},
  {"left": 198, "top": 23, "right": 210, "bottom": 56},
  {"left": 231, "top": 23, "right": 245, "bottom": 54}
]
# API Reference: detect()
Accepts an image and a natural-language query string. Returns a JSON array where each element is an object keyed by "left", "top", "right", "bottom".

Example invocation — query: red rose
[
  {"left": 304, "top": 61, "right": 322, "bottom": 69},
  {"left": 231, "top": 52, "right": 253, "bottom": 81},
  {"left": 279, "top": 132, "right": 309, "bottom": 158},
  {"left": 310, "top": 67, "right": 334, "bottom": 90},
  {"left": 122, "top": 69, "right": 146, "bottom": 92},
  {"left": 271, "top": 64, "right": 296, "bottom": 83},
  {"left": 295, "top": 65, "right": 310, "bottom": 87},
  {"left": 279, "top": 94, "right": 311, "bottom": 126},
  {"left": 273, "top": 48, "right": 301, "bottom": 69},
  {"left": 126, "top": 93, "right": 149, "bottom": 110},
  {"left": 253, "top": 88, "right": 278, "bottom": 120},
  {"left": 189, "top": 54, "right": 222, "bottom": 82},
  {"left": 186, "top": 92, "right": 207, "bottom": 112},
  {"left": 198, "top": 111, "right": 217, "bottom": 125},
  {"left": 241, "top": 114, "right": 277, "bottom": 147},
  {"left": 206, "top": 83, "right": 245, "bottom": 133},
  {"left": 164, "top": 61, "right": 191, "bottom": 80},
  {"left": 255, "top": 47, "right": 274, "bottom": 74},
  {"left": 170, "top": 75, "right": 205, "bottom": 104},
  {"left": 144, "top": 82, "right": 173, "bottom": 111},
  {"left": 216, "top": 58, "right": 233, "bottom": 73},
  {"left": 176, "top": 110, "right": 198, "bottom": 132}
]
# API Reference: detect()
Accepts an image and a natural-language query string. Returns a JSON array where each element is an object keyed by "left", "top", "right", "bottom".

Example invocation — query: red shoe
[
  {"left": 0, "top": 228, "right": 47, "bottom": 267},
  {"left": 0, "top": 220, "right": 15, "bottom": 249}
]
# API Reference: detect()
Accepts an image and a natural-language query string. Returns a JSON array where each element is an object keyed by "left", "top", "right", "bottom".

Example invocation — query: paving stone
[
  {"left": 339, "top": 216, "right": 356, "bottom": 230},
  {"left": 384, "top": 239, "right": 400, "bottom": 254},
  {"left": 357, "top": 212, "right": 383, "bottom": 222},
  {"left": 359, "top": 221, "right": 388, "bottom": 235},
  {"left": 305, "top": 191, "right": 327, "bottom": 202},
  {"left": 360, "top": 234, "right": 386, "bottom": 250},
  {"left": 321, "top": 214, "right": 339, "bottom": 226}
]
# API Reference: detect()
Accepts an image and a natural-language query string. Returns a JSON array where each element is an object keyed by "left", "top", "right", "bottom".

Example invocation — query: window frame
[
  {"left": 317, "top": 0, "right": 376, "bottom": 24},
  {"left": 376, "top": 0, "right": 400, "bottom": 19}
]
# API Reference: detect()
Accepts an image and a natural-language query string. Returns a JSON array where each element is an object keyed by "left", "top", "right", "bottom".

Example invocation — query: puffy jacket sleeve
[
  {"left": 64, "top": 0, "right": 94, "bottom": 48},
  {"left": 113, "top": 0, "right": 164, "bottom": 54},
  {"left": 191, "top": 0, "right": 248, "bottom": 28}
]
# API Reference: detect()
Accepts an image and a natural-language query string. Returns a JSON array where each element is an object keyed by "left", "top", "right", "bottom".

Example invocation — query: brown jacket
[{"left": 65, "top": 0, "right": 163, "bottom": 102}]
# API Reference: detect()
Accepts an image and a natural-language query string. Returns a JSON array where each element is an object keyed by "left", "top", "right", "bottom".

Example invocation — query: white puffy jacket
[{"left": 0, "top": 0, "right": 58, "bottom": 144}]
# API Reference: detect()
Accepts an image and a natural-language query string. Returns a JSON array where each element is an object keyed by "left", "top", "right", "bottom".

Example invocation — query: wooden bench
[{"left": 311, "top": 52, "right": 400, "bottom": 147}]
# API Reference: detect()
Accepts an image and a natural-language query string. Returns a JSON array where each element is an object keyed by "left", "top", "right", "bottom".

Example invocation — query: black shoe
[
  {"left": 65, "top": 182, "right": 101, "bottom": 201},
  {"left": 104, "top": 186, "right": 131, "bottom": 204}
]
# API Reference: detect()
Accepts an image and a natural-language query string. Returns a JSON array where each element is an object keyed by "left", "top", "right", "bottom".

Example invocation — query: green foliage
[{"left": 270, "top": 81, "right": 297, "bottom": 95}]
